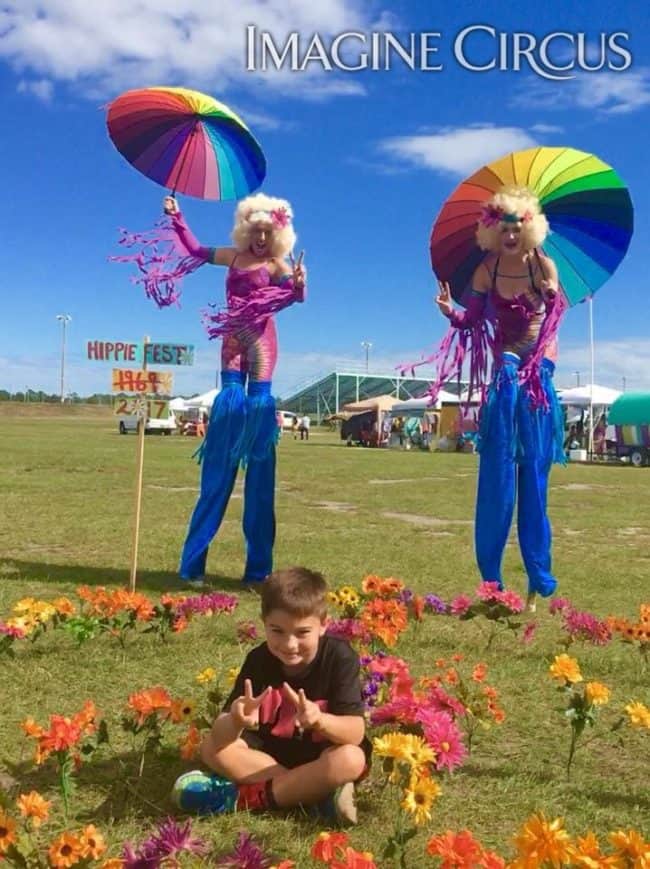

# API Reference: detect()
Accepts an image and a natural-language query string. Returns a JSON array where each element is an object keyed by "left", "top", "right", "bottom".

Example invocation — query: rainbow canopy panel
[
  {"left": 430, "top": 147, "right": 633, "bottom": 308},
  {"left": 107, "top": 86, "right": 266, "bottom": 201}
]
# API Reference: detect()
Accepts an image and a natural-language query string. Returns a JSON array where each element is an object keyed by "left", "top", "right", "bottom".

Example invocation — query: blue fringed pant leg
[
  {"left": 475, "top": 354, "right": 560, "bottom": 596},
  {"left": 241, "top": 381, "right": 277, "bottom": 582},
  {"left": 179, "top": 371, "right": 246, "bottom": 580}
]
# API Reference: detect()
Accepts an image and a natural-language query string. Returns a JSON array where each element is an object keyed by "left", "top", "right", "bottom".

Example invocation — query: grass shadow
[{"left": 0, "top": 559, "right": 243, "bottom": 594}]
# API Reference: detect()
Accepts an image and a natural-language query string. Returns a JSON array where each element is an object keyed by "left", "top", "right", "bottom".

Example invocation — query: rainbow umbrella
[
  {"left": 106, "top": 86, "right": 266, "bottom": 200},
  {"left": 430, "top": 147, "right": 633, "bottom": 307}
]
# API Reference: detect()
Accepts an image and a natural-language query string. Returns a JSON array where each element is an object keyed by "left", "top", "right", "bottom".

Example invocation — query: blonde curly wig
[
  {"left": 231, "top": 193, "right": 296, "bottom": 257},
  {"left": 476, "top": 185, "right": 549, "bottom": 252}
]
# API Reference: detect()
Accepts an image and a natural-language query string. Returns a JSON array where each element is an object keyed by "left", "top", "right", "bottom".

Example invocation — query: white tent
[
  {"left": 184, "top": 388, "right": 219, "bottom": 409},
  {"left": 390, "top": 390, "right": 472, "bottom": 415},
  {"left": 169, "top": 396, "right": 188, "bottom": 412},
  {"left": 558, "top": 385, "right": 622, "bottom": 407}
]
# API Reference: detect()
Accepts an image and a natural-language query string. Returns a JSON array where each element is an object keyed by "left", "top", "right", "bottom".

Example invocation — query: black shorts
[{"left": 241, "top": 730, "right": 372, "bottom": 777}]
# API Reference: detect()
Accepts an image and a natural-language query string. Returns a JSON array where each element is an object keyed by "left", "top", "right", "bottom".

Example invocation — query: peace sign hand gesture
[
  {"left": 282, "top": 682, "right": 323, "bottom": 731},
  {"left": 435, "top": 280, "right": 454, "bottom": 317},
  {"left": 230, "top": 679, "right": 270, "bottom": 730},
  {"left": 289, "top": 251, "right": 306, "bottom": 290}
]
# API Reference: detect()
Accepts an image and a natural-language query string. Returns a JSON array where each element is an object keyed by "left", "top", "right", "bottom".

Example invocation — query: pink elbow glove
[
  {"left": 170, "top": 212, "right": 212, "bottom": 262},
  {"left": 447, "top": 291, "right": 486, "bottom": 329}
]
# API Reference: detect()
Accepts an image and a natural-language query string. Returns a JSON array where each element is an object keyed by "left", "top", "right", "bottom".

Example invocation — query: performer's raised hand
[
  {"left": 435, "top": 280, "right": 454, "bottom": 316},
  {"left": 282, "top": 682, "right": 322, "bottom": 730},
  {"left": 289, "top": 251, "right": 306, "bottom": 290},
  {"left": 539, "top": 278, "right": 557, "bottom": 300},
  {"left": 163, "top": 195, "right": 179, "bottom": 215},
  {"left": 230, "top": 679, "right": 270, "bottom": 730}
]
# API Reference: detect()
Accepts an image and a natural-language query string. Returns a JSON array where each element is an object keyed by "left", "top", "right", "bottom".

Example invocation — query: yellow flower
[
  {"left": 327, "top": 591, "right": 341, "bottom": 606},
  {"left": 513, "top": 813, "right": 573, "bottom": 866},
  {"left": 13, "top": 597, "right": 38, "bottom": 613},
  {"left": 16, "top": 791, "right": 51, "bottom": 827},
  {"left": 585, "top": 682, "right": 610, "bottom": 706},
  {"left": 226, "top": 667, "right": 239, "bottom": 687},
  {"left": 549, "top": 654, "right": 583, "bottom": 684},
  {"left": 373, "top": 732, "right": 409, "bottom": 760},
  {"left": 625, "top": 701, "right": 650, "bottom": 729},
  {"left": 608, "top": 829, "right": 650, "bottom": 863},
  {"left": 401, "top": 775, "right": 441, "bottom": 826},
  {"left": 0, "top": 810, "right": 17, "bottom": 854},
  {"left": 6, "top": 615, "right": 36, "bottom": 635},
  {"left": 196, "top": 667, "right": 217, "bottom": 684},
  {"left": 170, "top": 698, "right": 196, "bottom": 724},
  {"left": 398, "top": 733, "right": 437, "bottom": 771}
]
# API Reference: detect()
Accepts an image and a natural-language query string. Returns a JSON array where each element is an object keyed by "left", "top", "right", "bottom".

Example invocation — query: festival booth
[
  {"left": 389, "top": 390, "right": 478, "bottom": 451},
  {"left": 558, "top": 384, "right": 621, "bottom": 460},
  {"left": 608, "top": 392, "right": 650, "bottom": 467},
  {"left": 341, "top": 394, "right": 397, "bottom": 446}
]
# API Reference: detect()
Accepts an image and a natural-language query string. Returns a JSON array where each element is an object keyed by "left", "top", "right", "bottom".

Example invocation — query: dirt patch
[
  {"left": 563, "top": 529, "right": 584, "bottom": 536},
  {"left": 553, "top": 483, "right": 612, "bottom": 491},
  {"left": 617, "top": 527, "right": 646, "bottom": 536},
  {"left": 381, "top": 512, "right": 472, "bottom": 527},
  {"left": 148, "top": 485, "right": 197, "bottom": 493},
  {"left": 313, "top": 501, "right": 357, "bottom": 513},
  {"left": 369, "top": 477, "right": 448, "bottom": 485}
]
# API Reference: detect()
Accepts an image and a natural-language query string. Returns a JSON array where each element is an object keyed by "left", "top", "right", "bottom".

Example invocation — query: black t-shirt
[{"left": 223, "top": 635, "right": 368, "bottom": 767}]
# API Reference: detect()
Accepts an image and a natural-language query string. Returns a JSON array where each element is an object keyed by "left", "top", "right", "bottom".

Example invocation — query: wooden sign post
[{"left": 87, "top": 337, "right": 193, "bottom": 590}]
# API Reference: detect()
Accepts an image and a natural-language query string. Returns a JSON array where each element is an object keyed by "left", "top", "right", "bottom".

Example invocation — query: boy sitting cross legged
[{"left": 173, "top": 567, "right": 370, "bottom": 824}]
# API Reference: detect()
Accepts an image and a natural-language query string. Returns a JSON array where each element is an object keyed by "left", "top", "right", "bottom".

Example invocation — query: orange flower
[
  {"left": 180, "top": 724, "right": 201, "bottom": 760},
  {"left": 271, "top": 862, "right": 296, "bottom": 869},
  {"left": 311, "top": 831, "right": 350, "bottom": 862},
  {"left": 444, "top": 668, "right": 460, "bottom": 686},
  {"left": 99, "top": 860, "right": 125, "bottom": 869},
  {"left": 80, "top": 824, "right": 107, "bottom": 860},
  {"left": 480, "top": 851, "right": 505, "bottom": 868},
  {"left": 435, "top": 658, "right": 447, "bottom": 668},
  {"left": 0, "top": 811, "right": 17, "bottom": 854},
  {"left": 172, "top": 615, "right": 189, "bottom": 633},
  {"left": 330, "top": 847, "right": 377, "bottom": 868},
  {"left": 16, "top": 791, "right": 51, "bottom": 827},
  {"left": 472, "top": 663, "right": 488, "bottom": 683},
  {"left": 72, "top": 700, "right": 99, "bottom": 734},
  {"left": 426, "top": 829, "right": 485, "bottom": 867},
  {"left": 549, "top": 654, "right": 582, "bottom": 684},
  {"left": 52, "top": 597, "right": 76, "bottom": 616},
  {"left": 452, "top": 653, "right": 464, "bottom": 663},
  {"left": 361, "top": 575, "right": 382, "bottom": 594},
  {"left": 48, "top": 831, "right": 84, "bottom": 868},
  {"left": 360, "top": 599, "right": 408, "bottom": 647},
  {"left": 127, "top": 687, "right": 173, "bottom": 725},
  {"left": 21, "top": 717, "right": 44, "bottom": 738},
  {"left": 412, "top": 595, "right": 425, "bottom": 621}
]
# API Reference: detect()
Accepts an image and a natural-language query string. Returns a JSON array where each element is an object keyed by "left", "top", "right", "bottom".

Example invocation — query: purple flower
[
  {"left": 176, "top": 592, "right": 238, "bottom": 619},
  {"left": 424, "top": 594, "right": 448, "bottom": 614},
  {"left": 398, "top": 588, "right": 414, "bottom": 603},
  {"left": 124, "top": 818, "right": 208, "bottom": 868},
  {"left": 217, "top": 831, "right": 273, "bottom": 868}
]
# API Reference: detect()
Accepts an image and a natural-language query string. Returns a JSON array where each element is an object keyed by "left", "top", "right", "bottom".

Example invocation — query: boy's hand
[
  {"left": 282, "top": 683, "right": 323, "bottom": 731},
  {"left": 230, "top": 679, "right": 270, "bottom": 731}
]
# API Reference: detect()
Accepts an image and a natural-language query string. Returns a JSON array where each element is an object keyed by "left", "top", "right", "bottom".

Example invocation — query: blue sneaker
[{"left": 171, "top": 770, "right": 238, "bottom": 815}]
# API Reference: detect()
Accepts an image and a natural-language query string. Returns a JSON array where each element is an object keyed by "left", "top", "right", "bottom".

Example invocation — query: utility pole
[
  {"left": 56, "top": 314, "right": 72, "bottom": 403},
  {"left": 361, "top": 341, "right": 373, "bottom": 373}
]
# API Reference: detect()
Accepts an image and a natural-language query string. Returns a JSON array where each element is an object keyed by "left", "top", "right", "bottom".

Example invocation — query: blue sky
[{"left": 2, "top": 0, "right": 649, "bottom": 399}]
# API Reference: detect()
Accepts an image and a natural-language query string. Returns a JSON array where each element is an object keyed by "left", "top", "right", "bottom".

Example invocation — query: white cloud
[
  {"left": 0, "top": 0, "right": 373, "bottom": 102},
  {"left": 555, "top": 339, "right": 650, "bottom": 392},
  {"left": 530, "top": 123, "right": 564, "bottom": 134},
  {"left": 511, "top": 69, "right": 650, "bottom": 115},
  {"left": 16, "top": 77, "right": 54, "bottom": 101},
  {"left": 378, "top": 125, "right": 539, "bottom": 176}
]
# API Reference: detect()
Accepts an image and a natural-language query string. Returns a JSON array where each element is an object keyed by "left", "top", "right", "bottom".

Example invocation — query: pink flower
[
  {"left": 370, "top": 694, "right": 420, "bottom": 726},
  {"left": 270, "top": 207, "right": 289, "bottom": 229},
  {"left": 479, "top": 204, "right": 504, "bottom": 227},
  {"left": 426, "top": 684, "right": 466, "bottom": 719},
  {"left": 450, "top": 595, "right": 472, "bottom": 616},
  {"left": 0, "top": 622, "right": 27, "bottom": 639},
  {"left": 476, "top": 582, "right": 502, "bottom": 601},
  {"left": 499, "top": 590, "right": 525, "bottom": 614},
  {"left": 417, "top": 709, "right": 467, "bottom": 772},
  {"left": 549, "top": 597, "right": 572, "bottom": 615},
  {"left": 522, "top": 621, "right": 538, "bottom": 645}
]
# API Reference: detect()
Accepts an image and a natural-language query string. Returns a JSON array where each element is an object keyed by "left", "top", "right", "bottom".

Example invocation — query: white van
[
  {"left": 118, "top": 410, "right": 177, "bottom": 435},
  {"left": 278, "top": 411, "right": 298, "bottom": 429}
]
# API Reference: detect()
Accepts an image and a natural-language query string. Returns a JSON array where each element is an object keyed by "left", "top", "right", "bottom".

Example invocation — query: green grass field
[{"left": 0, "top": 406, "right": 648, "bottom": 864}]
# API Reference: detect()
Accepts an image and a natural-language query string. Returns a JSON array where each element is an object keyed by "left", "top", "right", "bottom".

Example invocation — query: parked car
[
  {"left": 118, "top": 410, "right": 177, "bottom": 435},
  {"left": 608, "top": 393, "right": 650, "bottom": 467}
]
